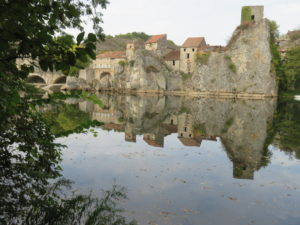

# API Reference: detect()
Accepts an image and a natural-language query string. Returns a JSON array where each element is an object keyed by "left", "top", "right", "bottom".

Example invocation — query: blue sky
[{"left": 99, "top": 0, "right": 300, "bottom": 46}]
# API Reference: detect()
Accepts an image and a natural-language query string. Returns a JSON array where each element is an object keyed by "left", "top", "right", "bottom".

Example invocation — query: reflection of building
[
  {"left": 143, "top": 128, "right": 165, "bottom": 148},
  {"left": 178, "top": 113, "right": 194, "bottom": 138},
  {"left": 125, "top": 123, "right": 136, "bottom": 143}
]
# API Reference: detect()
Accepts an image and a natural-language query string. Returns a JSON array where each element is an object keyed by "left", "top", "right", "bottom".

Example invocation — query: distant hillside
[
  {"left": 96, "top": 32, "right": 179, "bottom": 53},
  {"left": 280, "top": 29, "right": 300, "bottom": 51}
]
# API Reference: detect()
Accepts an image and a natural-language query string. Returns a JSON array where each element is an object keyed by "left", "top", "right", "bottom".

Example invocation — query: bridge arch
[
  {"left": 100, "top": 72, "right": 111, "bottom": 79},
  {"left": 54, "top": 76, "right": 67, "bottom": 84},
  {"left": 27, "top": 75, "right": 46, "bottom": 84},
  {"left": 145, "top": 65, "right": 159, "bottom": 73}
]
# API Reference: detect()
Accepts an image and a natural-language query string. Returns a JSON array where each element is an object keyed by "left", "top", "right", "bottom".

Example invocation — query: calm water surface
[{"left": 46, "top": 94, "right": 300, "bottom": 225}]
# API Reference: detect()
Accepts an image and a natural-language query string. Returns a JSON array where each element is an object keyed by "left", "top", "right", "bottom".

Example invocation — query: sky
[{"left": 98, "top": 0, "right": 300, "bottom": 46}]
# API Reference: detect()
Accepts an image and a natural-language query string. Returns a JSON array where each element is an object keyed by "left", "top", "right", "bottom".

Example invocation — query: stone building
[
  {"left": 125, "top": 123, "right": 137, "bottom": 143},
  {"left": 241, "top": 6, "right": 264, "bottom": 24},
  {"left": 92, "top": 51, "right": 126, "bottom": 88},
  {"left": 126, "top": 42, "right": 136, "bottom": 60},
  {"left": 145, "top": 34, "right": 168, "bottom": 56},
  {"left": 164, "top": 50, "right": 180, "bottom": 71},
  {"left": 180, "top": 37, "right": 207, "bottom": 74}
]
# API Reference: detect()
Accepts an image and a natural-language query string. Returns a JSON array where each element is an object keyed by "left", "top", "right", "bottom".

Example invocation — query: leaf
[
  {"left": 87, "top": 33, "right": 97, "bottom": 42},
  {"left": 76, "top": 32, "right": 85, "bottom": 44}
]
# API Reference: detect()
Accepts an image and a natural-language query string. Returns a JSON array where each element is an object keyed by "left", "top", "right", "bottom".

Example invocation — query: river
[{"left": 37, "top": 93, "right": 300, "bottom": 225}]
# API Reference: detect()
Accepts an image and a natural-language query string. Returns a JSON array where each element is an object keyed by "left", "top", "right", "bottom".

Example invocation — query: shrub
[
  {"left": 229, "top": 63, "right": 237, "bottom": 73},
  {"left": 224, "top": 55, "right": 237, "bottom": 73},
  {"left": 195, "top": 52, "right": 211, "bottom": 65},
  {"left": 241, "top": 6, "right": 252, "bottom": 23},
  {"left": 180, "top": 72, "right": 192, "bottom": 81},
  {"left": 118, "top": 60, "right": 128, "bottom": 67}
]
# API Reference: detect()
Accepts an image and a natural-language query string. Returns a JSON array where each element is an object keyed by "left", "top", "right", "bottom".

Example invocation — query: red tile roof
[
  {"left": 145, "top": 34, "right": 167, "bottom": 44},
  {"left": 178, "top": 138, "right": 201, "bottom": 147},
  {"left": 182, "top": 37, "right": 206, "bottom": 48},
  {"left": 97, "top": 51, "right": 126, "bottom": 59},
  {"left": 164, "top": 50, "right": 180, "bottom": 61},
  {"left": 143, "top": 137, "right": 163, "bottom": 148}
]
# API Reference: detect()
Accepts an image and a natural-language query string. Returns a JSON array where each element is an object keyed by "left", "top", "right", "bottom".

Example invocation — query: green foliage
[
  {"left": 179, "top": 106, "right": 190, "bottom": 114},
  {"left": 118, "top": 60, "right": 128, "bottom": 67},
  {"left": 282, "top": 46, "right": 300, "bottom": 90},
  {"left": 193, "top": 123, "right": 207, "bottom": 135},
  {"left": 114, "top": 32, "right": 150, "bottom": 41},
  {"left": 268, "top": 100, "right": 300, "bottom": 159},
  {"left": 195, "top": 52, "right": 211, "bottom": 65},
  {"left": 268, "top": 20, "right": 287, "bottom": 92},
  {"left": 42, "top": 103, "right": 102, "bottom": 137},
  {"left": 229, "top": 63, "right": 237, "bottom": 73},
  {"left": 222, "top": 117, "right": 234, "bottom": 133},
  {"left": 241, "top": 6, "right": 252, "bottom": 23},
  {"left": 224, "top": 55, "right": 237, "bottom": 73},
  {"left": 180, "top": 72, "right": 192, "bottom": 81}
]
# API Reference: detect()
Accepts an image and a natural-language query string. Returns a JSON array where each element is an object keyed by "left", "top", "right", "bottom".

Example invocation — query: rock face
[
  {"left": 113, "top": 49, "right": 182, "bottom": 92},
  {"left": 184, "top": 19, "right": 277, "bottom": 96},
  {"left": 72, "top": 19, "right": 277, "bottom": 97}
]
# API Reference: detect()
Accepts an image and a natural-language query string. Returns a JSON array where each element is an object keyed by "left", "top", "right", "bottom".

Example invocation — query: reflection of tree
[
  {"left": 0, "top": 92, "right": 134, "bottom": 224},
  {"left": 42, "top": 102, "right": 101, "bottom": 137},
  {"left": 273, "top": 100, "right": 300, "bottom": 159}
]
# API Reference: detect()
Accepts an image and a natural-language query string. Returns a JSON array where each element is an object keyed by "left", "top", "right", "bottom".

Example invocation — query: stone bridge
[{"left": 27, "top": 71, "right": 67, "bottom": 85}]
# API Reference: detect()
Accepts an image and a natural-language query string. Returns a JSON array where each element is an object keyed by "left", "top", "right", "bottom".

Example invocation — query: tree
[
  {"left": 282, "top": 46, "right": 300, "bottom": 91},
  {"left": 0, "top": 1, "right": 138, "bottom": 224}
]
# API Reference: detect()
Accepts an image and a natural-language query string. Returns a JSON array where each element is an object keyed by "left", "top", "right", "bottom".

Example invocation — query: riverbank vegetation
[{"left": 268, "top": 22, "right": 300, "bottom": 94}]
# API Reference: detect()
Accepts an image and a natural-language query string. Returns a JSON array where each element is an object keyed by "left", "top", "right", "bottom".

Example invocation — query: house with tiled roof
[
  {"left": 180, "top": 37, "right": 207, "bottom": 73},
  {"left": 143, "top": 131, "right": 164, "bottom": 148},
  {"left": 164, "top": 50, "right": 180, "bottom": 71},
  {"left": 145, "top": 34, "right": 168, "bottom": 56}
]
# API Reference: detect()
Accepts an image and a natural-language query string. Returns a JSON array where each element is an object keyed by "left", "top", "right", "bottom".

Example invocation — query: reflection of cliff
[{"left": 74, "top": 94, "right": 276, "bottom": 180}]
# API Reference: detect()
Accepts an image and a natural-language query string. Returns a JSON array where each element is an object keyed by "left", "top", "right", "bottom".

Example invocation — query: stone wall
[{"left": 183, "top": 19, "right": 277, "bottom": 97}]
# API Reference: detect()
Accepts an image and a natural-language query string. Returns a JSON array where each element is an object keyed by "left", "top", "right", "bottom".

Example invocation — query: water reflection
[
  {"left": 75, "top": 95, "right": 278, "bottom": 180},
  {"left": 37, "top": 93, "right": 300, "bottom": 225}
]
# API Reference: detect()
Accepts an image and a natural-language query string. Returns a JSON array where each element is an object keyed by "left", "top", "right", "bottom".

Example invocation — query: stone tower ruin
[{"left": 241, "top": 6, "right": 264, "bottom": 24}]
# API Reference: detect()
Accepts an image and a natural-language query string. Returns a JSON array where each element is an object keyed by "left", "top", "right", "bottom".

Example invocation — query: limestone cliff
[
  {"left": 63, "top": 19, "right": 277, "bottom": 98},
  {"left": 113, "top": 49, "right": 182, "bottom": 92},
  {"left": 184, "top": 19, "right": 277, "bottom": 97}
]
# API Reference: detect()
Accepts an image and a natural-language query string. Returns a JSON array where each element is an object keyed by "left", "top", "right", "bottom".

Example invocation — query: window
[
  {"left": 184, "top": 127, "right": 187, "bottom": 132},
  {"left": 187, "top": 53, "right": 190, "bottom": 59},
  {"left": 184, "top": 48, "right": 186, "bottom": 52},
  {"left": 192, "top": 48, "right": 195, "bottom": 52},
  {"left": 251, "top": 15, "right": 255, "bottom": 21},
  {"left": 173, "top": 60, "right": 176, "bottom": 66},
  {"left": 171, "top": 119, "right": 173, "bottom": 125}
]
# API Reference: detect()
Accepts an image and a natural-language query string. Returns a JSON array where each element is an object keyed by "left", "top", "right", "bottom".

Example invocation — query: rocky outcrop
[
  {"left": 184, "top": 19, "right": 277, "bottom": 97},
  {"left": 62, "top": 19, "right": 277, "bottom": 98},
  {"left": 113, "top": 49, "right": 182, "bottom": 92}
]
